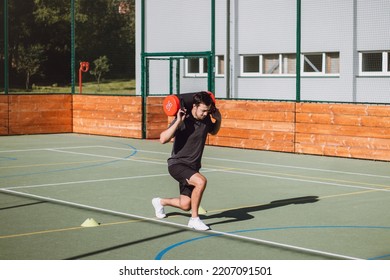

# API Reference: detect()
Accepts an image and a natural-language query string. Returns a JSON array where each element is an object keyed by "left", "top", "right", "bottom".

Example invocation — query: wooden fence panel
[
  {"left": 7, "top": 95, "right": 72, "bottom": 135},
  {"left": 73, "top": 95, "right": 142, "bottom": 138},
  {"left": 208, "top": 100, "right": 295, "bottom": 152},
  {"left": 295, "top": 103, "right": 390, "bottom": 161}
]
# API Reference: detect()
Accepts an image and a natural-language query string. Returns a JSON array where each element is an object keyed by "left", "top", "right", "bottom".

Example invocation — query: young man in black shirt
[{"left": 153, "top": 91, "right": 222, "bottom": 230}]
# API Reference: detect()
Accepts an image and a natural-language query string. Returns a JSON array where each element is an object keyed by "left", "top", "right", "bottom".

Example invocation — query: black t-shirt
[{"left": 167, "top": 113, "right": 214, "bottom": 170}]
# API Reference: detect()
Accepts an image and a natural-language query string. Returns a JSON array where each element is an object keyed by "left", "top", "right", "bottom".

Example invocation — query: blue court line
[
  {"left": 369, "top": 254, "right": 390, "bottom": 260},
  {"left": 0, "top": 142, "right": 137, "bottom": 180},
  {"left": 0, "top": 156, "right": 17, "bottom": 161},
  {"left": 155, "top": 225, "right": 390, "bottom": 260}
]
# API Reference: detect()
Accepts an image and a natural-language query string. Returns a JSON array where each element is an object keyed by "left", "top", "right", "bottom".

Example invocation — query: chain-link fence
[{"left": 1, "top": 0, "right": 135, "bottom": 94}]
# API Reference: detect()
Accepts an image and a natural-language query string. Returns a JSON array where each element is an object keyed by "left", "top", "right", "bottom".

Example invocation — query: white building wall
[
  {"left": 144, "top": 0, "right": 211, "bottom": 53},
  {"left": 357, "top": 0, "right": 390, "bottom": 50}
]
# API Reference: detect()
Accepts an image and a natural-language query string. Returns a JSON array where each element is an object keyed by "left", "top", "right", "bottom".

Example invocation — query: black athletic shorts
[{"left": 168, "top": 163, "right": 198, "bottom": 197}]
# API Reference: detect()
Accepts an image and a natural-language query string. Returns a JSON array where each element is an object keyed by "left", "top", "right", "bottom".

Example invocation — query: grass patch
[{"left": 4, "top": 79, "right": 136, "bottom": 95}]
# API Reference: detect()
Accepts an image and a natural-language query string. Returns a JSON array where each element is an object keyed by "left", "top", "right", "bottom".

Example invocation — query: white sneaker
[
  {"left": 188, "top": 217, "right": 210, "bottom": 231},
  {"left": 152, "top": 198, "right": 166, "bottom": 219}
]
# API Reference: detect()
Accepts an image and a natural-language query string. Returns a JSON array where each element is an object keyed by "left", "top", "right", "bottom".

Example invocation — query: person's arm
[
  {"left": 210, "top": 108, "right": 222, "bottom": 135},
  {"left": 159, "top": 108, "right": 186, "bottom": 144}
]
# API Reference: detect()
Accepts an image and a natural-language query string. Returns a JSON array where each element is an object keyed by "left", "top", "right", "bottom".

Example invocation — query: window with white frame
[
  {"left": 187, "top": 58, "right": 200, "bottom": 74},
  {"left": 216, "top": 55, "right": 225, "bottom": 76},
  {"left": 185, "top": 56, "right": 225, "bottom": 77},
  {"left": 241, "top": 54, "right": 296, "bottom": 76},
  {"left": 185, "top": 58, "right": 208, "bottom": 77},
  {"left": 241, "top": 53, "right": 338, "bottom": 76},
  {"left": 263, "top": 54, "right": 280, "bottom": 74},
  {"left": 388, "top": 52, "right": 390, "bottom": 72},
  {"left": 282, "top": 54, "right": 296, "bottom": 74},
  {"left": 303, "top": 54, "right": 322, "bottom": 73},
  {"left": 302, "top": 52, "right": 339, "bottom": 75},
  {"left": 326, "top": 52, "right": 340, "bottom": 74},
  {"left": 359, "top": 51, "right": 390, "bottom": 75},
  {"left": 241, "top": 55, "right": 260, "bottom": 75}
]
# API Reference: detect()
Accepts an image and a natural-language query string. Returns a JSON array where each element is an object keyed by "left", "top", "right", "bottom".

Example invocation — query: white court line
[
  {"left": 0, "top": 188, "right": 361, "bottom": 260},
  {"left": 219, "top": 169, "right": 390, "bottom": 193},
  {"left": 2, "top": 173, "right": 170, "bottom": 190},
  {"left": 2, "top": 169, "right": 217, "bottom": 191},
  {"left": 3, "top": 164, "right": 388, "bottom": 194},
  {"left": 0, "top": 146, "right": 103, "bottom": 153},
  {"left": 204, "top": 156, "right": 390, "bottom": 179},
  {"left": 2, "top": 144, "right": 389, "bottom": 179},
  {"left": 50, "top": 147, "right": 390, "bottom": 193},
  {"left": 2, "top": 146, "right": 389, "bottom": 193},
  {"left": 100, "top": 145, "right": 390, "bottom": 180},
  {"left": 47, "top": 149, "right": 166, "bottom": 166}
]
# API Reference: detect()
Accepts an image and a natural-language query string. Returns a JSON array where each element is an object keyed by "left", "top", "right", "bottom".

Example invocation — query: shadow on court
[
  {"left": 65, "top": 229, "right": 187, "bottom": 260},
  {"left": 167, "top": 196, "right": 319, "bottom": 227},
  {"left": 0, "top": 201, "right": 47, "bottom": 211}
]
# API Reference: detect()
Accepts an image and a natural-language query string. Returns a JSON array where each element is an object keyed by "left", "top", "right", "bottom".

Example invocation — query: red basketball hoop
[{"left": 79, "top": 62, "right": 89, "bottom": 94}]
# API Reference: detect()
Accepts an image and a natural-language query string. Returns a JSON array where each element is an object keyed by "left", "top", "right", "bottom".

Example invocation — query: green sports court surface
[{"left": 0, "top": 133, "right": 390, "bottom": 260}]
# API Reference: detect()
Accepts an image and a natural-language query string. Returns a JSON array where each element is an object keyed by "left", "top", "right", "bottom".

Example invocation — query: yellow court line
[
  {"left": 133, "top": 156, "right": 166, "bottom": 163},
  {"left": 0, "top": 185, "right": 383, "bottom": 240},
  {"left": 0, "top": 159, "right": 110, "bottom": 170},
  {"left": 319, "top": 189, "right": 383, "bottom": 199},
  {"left": 0, "top": 226, "right": 85, "bottom": 239},
  {"left": 0, "top": 156, "right": 166, "bottom": 170},
  {"left": 0, "top": 219, "right": 142, "bottom": 239}
]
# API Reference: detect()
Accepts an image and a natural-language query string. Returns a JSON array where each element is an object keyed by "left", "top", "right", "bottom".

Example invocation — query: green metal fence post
[
  {"left": 176, "top": 58, "right": 180, "bottom": 94},
  {"left": 225, "top": 0, "right": 231, "bottom": 99},
  {"left": 141, "top": 0, "right": 147, "bottom": 139},
  {"left": 210, "top": 0, "right": 215, "bottom": 93},
  {"left": 169, "top": 58, "right": 173, "bottom": 94},
  {"left": 3, "top": 0, "right": 9, "bottom": 94},
  {"left": 71, "top": 0, "right": 75, "bottom": 94},
  {"left": 296, "top": 0, "right": 301, "bottom": 102}
]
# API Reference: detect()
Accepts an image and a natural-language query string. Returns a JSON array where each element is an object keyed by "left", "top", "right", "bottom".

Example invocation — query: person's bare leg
[
  {"left": 187, "top": 173, "right": 207, "bottom": 218},
  {"left": 186, "top": 173, "right": 209, "bottom": 230},
  {"left": 160, "top": 195, "right": 191, "bottom": 211},
  {"left": 152, "top": 195, "right": 191, "bottom": 219},
  {"left": 154, "top": 173, "right": 209, "bottom": 230}
]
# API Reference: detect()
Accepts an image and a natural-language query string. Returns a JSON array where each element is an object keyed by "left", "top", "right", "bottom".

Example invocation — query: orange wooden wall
[
  {"left": 146, "top": 96, "right": 167, "bottom": 139},
  {"left": 208, "top": 100, "right": 296, "bottom": 153},
  {"left": 295, "top": 103, "right": 390, "bottom": 161},
  {"left": 1, "top": 94, "right": 390, "bottom": 161},
  {"left": 72, "top": 95, "right": 143, "bottom": 138},
  {"left": 1, "top": 95, "right": 72, "bottom": 135},
  {"left": 0, "top": 95, "right": 8, "bottom": 135}
]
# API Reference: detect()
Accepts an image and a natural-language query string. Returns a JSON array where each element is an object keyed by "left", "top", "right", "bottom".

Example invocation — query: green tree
[
  {"left": 90, "top": 55, "right": 110, "bottom": 89},
  {"left": 76, "top": 0, "right": 135, "bottom": 79},
  {"left": 16, "top": 44, "right": 46, "bottom": 90},
  {"left": 1, "top": 0, "right": 135, "bottom": 90}
]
